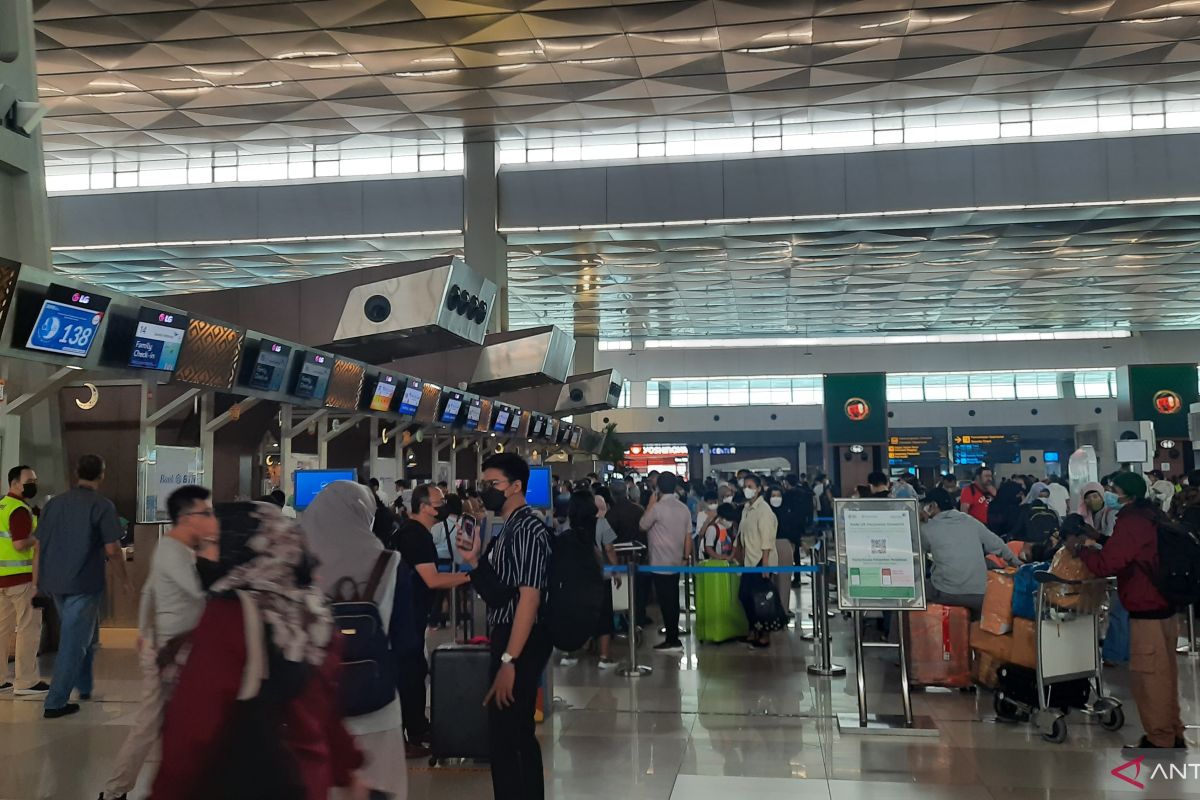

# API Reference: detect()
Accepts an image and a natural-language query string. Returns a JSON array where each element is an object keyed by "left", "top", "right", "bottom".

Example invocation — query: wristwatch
[{"left": 500, "top": 652, "right": 515, "bottom": 665}]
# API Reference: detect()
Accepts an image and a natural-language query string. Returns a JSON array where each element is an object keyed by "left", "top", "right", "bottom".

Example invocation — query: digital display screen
[
  {"left": 128, "top": 307, "right": 187, "bottom": 371},
  {"left": 441, "top": 394, "right": 463, "bottom": 425},
  {"left": 370, "top": 374, "right": 398, "bottom": 412},
  {"left": 399, "top": 379, "right": 422, "bottom": 416},
  {"left": 493, "top": 408, "right": 511, "bottom": 432},
  {"left": 465, "top": 399, "right": 482, "bottom": 430},
  {"left": 293, "top": 351, "right": 333, "bottom": 400},
  {"left": 1116, "top": 439, "right": 1150, "bottom": 464},
  {"left": 1043, "top": 451, "right": 1060, "bottom": 463},
  {"left": 953, "top": 433, "right": 1020, "bottom": 466},
  {"left": 507, "top": 408, "right": 522, "bottom": 432},
  {"left": 888, "top": 434, "right": 943, "bottom": 468},
  {"left": 531, "top": 416, "right": 545, "bottom": 437},
  {"left": 294, "top": 468, "right": 357, "bottom": 511},
  {"left": 249, "top": 340, "right": 290, "bottom": 392},
  {"left": 25, "top": 284, "right": 110, "bottom": 357},
  {"left": 526, "top": 466, "right": 552, "bottom": 509},
  {"left": 570, "top": 426, "right": 583, "bottom": 448}
]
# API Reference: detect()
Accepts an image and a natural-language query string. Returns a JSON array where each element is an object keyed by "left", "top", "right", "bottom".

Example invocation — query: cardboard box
[
  {"left": 1010, "top": 617, "right": 1037, "bottom": 669},
  {"left": 970, "top": 620, "right": 1013, "bottom": 662},
  {"left": 972, "top": 651, "right": 1003, "bottom": 689},
  {"left": 980, "top": 570, "right": 1015, "bottom": 634}
]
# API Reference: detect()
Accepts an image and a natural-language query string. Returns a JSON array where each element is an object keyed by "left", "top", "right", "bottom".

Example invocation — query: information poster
[
  {"left": 137, "top": 445, "right": 202, "bottom": 522},
  {"left": 834, "top": 498, "right": 926, "bottom": 611}
]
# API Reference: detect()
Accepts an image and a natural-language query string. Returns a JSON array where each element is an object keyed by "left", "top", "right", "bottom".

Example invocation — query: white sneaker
[
  {"left": 597, "top": 658, "right": 618, "bottom": 670},
  {"left": 559, "top": 656, "right": 579, "bottom": 666},
  {"left": 14, "top": 681, "right": 49, "bottom": 698}
]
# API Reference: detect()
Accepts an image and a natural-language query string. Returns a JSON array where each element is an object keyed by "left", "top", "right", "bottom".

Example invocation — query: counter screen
[
  {"left": 441, "top": 394, "right": 463, "bottom": 424},
  {"left": 25, "top": 284, "right": 110, "bottom": 358},
  {"left": 293, "top": 352, "right": 332, "bottom": 400},
  {"left": 370, "top": 374, "right": 398, "bottom": 412},
  {"left": 249, "top": 340, "right": 290, "bottom": 392},
  {"left": 465, "top": 400, "right": 482, "bottom": 430},
  {"left": 399, "top": 379, "right": 423, "bottom": 416},
  {"left": 493, "top": 408, "right": 511, "bottom": 432},
  {"left": 507, "top": 408, "right": 522, "bottom": 432},
  {"left": 128, "top": 307, "right": 187, "bottom": 371}
]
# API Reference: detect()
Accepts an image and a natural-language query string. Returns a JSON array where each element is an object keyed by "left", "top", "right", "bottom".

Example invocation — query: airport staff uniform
[{"left": 0, "top": 492, "right": 42, "bottom": 692}]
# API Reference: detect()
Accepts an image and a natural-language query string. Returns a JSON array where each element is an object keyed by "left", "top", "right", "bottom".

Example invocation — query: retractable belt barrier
[{"left": 602, "top": 564, "right": 818, "bottom": 575}]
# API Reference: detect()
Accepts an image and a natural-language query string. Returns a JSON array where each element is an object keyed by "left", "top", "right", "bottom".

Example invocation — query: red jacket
[
  {"left": 152, "top": 599, "right": 362, "bottom": 800},
  {"left": 1077, "top": 501, "right": 1172, "bottom": 618}
]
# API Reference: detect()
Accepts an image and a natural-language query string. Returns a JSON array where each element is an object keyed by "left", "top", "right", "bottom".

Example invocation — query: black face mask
[
  {"left": 434, "top": 504, "right": 450, "bottom": 523},
  {"left": 21, "top": 483, "right": 37, "bottom": 500},
  {"left": 481, "top": 487, "right": 507, "bottom": 514}
]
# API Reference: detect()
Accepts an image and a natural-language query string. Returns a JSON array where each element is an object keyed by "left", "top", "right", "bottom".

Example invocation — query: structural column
[{"left": 464, "top": 138, "right": 508, "bottom": 332}]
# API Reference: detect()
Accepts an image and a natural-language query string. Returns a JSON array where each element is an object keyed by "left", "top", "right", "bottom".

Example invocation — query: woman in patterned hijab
[{"left": 152, "top": 502, "right": 361, "bottom": 800}]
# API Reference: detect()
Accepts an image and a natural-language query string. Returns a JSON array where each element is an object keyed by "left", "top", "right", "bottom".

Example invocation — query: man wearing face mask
[
  {"left": 0, "top": 465, "right": 48, "bottom": 698},
  {"left": 387, "top": 483, "right": 470, "bottom": 754}
]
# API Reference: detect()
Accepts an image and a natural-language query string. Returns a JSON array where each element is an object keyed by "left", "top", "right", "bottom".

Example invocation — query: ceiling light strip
[
  {"left": 499, "top": 196, "right": 1200, "bottom": 234},
  {"left": 639, "top": 331, "right": 1132, "bottom": 349},
  {"left": 51, "top": 229, "right": 463, "bottom": 252}
]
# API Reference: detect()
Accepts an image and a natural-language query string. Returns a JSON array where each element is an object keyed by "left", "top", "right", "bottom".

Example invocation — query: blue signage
[{"left": 26, "top": 285, "right": 110, "bottom": 358}]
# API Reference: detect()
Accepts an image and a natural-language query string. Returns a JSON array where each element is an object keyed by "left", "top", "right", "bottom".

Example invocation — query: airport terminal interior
[{"left": 6, "top": 0, "right": 1200, "bottom": 798}]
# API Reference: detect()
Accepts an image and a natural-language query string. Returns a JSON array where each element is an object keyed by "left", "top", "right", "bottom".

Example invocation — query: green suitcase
[{"left": 694, "top": 560, "right": 749, "bottom": 643}]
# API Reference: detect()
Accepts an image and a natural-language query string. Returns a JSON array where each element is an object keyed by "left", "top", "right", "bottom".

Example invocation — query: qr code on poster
[{"left": 870, "top": 539, "right": 887, "bottom": 554}]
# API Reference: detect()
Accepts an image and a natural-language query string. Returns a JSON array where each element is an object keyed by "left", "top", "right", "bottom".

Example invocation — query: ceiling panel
[
  {"left": 50, "top": 203, "right": 1200, "bottom": 338},
  {"left": 33, "top": 0, "right": 1200, "bottom": 165}
]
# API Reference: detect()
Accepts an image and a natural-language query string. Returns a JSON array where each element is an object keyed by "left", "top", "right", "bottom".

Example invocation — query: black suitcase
[
  {"left": 429, "top": 644, "right": 492, "bottom": 765},
  {"left": 994, "top": 663, "right": 1092, "bottom": 720}
]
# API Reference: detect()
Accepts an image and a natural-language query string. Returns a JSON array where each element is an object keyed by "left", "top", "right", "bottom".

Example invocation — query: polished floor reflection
[{"left": 4, "top": 597, "right": 1200, "bottom": 799}]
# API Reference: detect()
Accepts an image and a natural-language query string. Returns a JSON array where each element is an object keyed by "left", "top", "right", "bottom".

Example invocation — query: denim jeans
[{"left": 45, "top": 592, "right": 102, "bottom": 710}]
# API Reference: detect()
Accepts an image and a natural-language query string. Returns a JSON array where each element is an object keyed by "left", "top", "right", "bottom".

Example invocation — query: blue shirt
[{"left": 35, "top": 486, "right": 124, "bottom": 596}]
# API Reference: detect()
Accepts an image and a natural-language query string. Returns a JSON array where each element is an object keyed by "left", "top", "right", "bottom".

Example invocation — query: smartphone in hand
[{"left": 457, "top": 513, "right": 478, "bottom": 552}]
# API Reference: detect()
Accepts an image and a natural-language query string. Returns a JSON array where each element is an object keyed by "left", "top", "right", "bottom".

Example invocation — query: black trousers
[
  {"left": 398, "top": 648, "right": 430, "bottom": 742},
  {"left": 652, "top": 573, "right": 681, "bottom": 644},
  {"left": 488, "top": 623, "right": 553, "bottom": 800}
]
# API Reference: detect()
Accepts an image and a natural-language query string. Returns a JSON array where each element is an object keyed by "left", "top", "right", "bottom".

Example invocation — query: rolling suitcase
[
  {"left": 905, "top": 603, "right": 971, "bottom": 688},
  {"left": 694, "top": 560, "right": 749, "bottom": 643},
  {"left": 429, "top": 644, "right": 492, "bottom": 765}
]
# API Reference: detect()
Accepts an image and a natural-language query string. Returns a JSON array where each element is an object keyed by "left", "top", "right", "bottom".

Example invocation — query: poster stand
[{"left": 832, "top": 497, "right": 938, "bottom": 738}]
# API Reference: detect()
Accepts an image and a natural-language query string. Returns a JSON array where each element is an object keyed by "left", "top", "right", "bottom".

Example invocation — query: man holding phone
[
  {"left": 457, "top": 453, "right": 552, "bottom": 800},
  {"left": 387, "top": 483, "right": 470, "bottom": 756}
]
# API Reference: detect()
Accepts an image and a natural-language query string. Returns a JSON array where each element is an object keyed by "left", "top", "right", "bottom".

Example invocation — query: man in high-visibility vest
[{"left": 0, "top": 464, "right": 49, "bottom": 697}]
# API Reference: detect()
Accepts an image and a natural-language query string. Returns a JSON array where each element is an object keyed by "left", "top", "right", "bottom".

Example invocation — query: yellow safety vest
[{"left": 0, "top": 495, "right": 37, "bottom": 577}]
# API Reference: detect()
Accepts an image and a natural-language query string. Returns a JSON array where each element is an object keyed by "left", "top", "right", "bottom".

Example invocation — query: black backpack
[
  {"left": 1023, "top": 504, "right": 1060, "bottom": 544},
  {"left": 329, "top": 552, "right": 396, "bottom": 717},
  {"left": 546, "top": 526, "right": 605, "bottom": 652},
  {"left": 1153, "top": 519, "right": 1200, "bottom": 608}
]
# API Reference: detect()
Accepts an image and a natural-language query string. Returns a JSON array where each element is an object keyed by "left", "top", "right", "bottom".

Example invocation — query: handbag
[{"left": 744, "top": 574, "right": 788, "bottom": 633}]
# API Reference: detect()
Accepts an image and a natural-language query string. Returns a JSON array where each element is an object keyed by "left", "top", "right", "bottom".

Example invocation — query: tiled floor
[{"left": 5, "top": 595, "right": 1200, "bottom": 799}]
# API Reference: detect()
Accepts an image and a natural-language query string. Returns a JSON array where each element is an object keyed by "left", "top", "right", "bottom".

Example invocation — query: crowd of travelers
[{"left": 2, "top": 452, "right": 1196, "bottom": 800}]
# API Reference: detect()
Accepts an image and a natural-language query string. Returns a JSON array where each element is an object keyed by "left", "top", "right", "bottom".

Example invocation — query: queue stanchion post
[
  {"left": 806, "top": 534, "right": 845, "bottom": 677},
  {"left": 615, "top": 543, "right": 651, "bottom": 678},
  {"left": 683, "top": 555, "right": 695, "bottom": 632},
  {"left": 449, "top": 561, "right": 459, "bottom": 642}
]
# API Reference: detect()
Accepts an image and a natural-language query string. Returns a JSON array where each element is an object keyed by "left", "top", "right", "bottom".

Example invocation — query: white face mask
[
  {"left": 707, "top": 503, "right": 718, "bottom": 511},
  {"left": 743, "top": 486, "right": 757, "bottom": 500},
  {"left": 769, "top": 496, "right": 783, "bottom": 508}
]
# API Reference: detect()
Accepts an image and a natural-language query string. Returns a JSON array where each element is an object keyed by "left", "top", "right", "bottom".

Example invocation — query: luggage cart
[{"left": 993, "top": 572, "right": 1124, "bottom": 743}]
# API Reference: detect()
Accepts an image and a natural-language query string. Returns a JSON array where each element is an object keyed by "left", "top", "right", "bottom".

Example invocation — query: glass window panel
[{"left": 646, "top": 381, "right": 660, "bottom": 409}]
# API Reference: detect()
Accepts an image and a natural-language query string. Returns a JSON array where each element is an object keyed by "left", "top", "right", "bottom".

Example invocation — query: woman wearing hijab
[
  {"left": 1079, "top": 481, "right": 1117, "bottom": 539},
  {"left": 302, "top": 481, "right": 412, "bottom": 799},
  {"left": 152, "top": 501, "right": 364, "bottom": 800},
  {"left": 1150, "top": 479, "right": 1176, "bottom": 514}
]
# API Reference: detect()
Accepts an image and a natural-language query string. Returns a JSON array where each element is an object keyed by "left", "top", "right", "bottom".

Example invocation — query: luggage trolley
[{"left": 993, "top": 572, "right": 1124, "bottom": 743}]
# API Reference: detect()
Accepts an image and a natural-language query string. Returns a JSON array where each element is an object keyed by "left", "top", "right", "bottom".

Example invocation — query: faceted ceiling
[
  {"left": 34, "top": 0, "right": 1200, "bottom": 167},
  {"left": 53, "top": 202, "right": 1200, "bottom": 338},
  {"left": 35, "top": 0, "right": 1200, "bottom": 339}
]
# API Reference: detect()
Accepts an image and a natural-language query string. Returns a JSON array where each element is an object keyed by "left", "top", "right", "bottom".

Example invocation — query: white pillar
[{"left": 464, "top": 139, "right": 508, "bottom": 332}]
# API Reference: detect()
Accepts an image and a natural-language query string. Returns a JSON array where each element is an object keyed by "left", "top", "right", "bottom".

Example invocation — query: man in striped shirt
[{"left": 459, "top": 453, "right": 552, "bottom": 799}]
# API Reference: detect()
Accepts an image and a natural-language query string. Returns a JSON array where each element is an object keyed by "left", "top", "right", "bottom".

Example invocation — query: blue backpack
[
  {"left": 329, "top": 552, "right": 397, "bottom": 717},
  {"left": 1012, "top": 561, "right": 1050, "bottom": 620}
]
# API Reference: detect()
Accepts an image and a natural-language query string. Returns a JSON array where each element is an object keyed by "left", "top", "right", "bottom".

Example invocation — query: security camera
[{"left": 5, "top": 100, "right": 48, "bottom": 137}]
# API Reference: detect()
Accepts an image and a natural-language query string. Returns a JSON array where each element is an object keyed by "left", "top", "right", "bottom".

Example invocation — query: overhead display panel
[
  {"left": 465, "top": 398, "right": 483, "bottom": 430},
  {"left": 128, "top": 307, "right": 188, "bottom": 371},
  {"left": 887, "top": 434, "right": 945, "bottom": 468},
  {"left": 440, "top": 390, "right": 465, "bottom": 426},
  {"left": 369, "top": 373, "right": 399, "bottom": 412},
  {"left": 953, "top": 433, "right": 1020, "bottom": 466},
  {"left": 398, "top": 377, "right": 423, "bottom": 417},
  {"left": 244, "top": 339, "right": 291, "bottom": 392},
  {"left": 291, "top": 351, "right": 333, "bottom": 401},
  {"left": 24, "top": 284, "right": 109, "bottom": 358}
]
